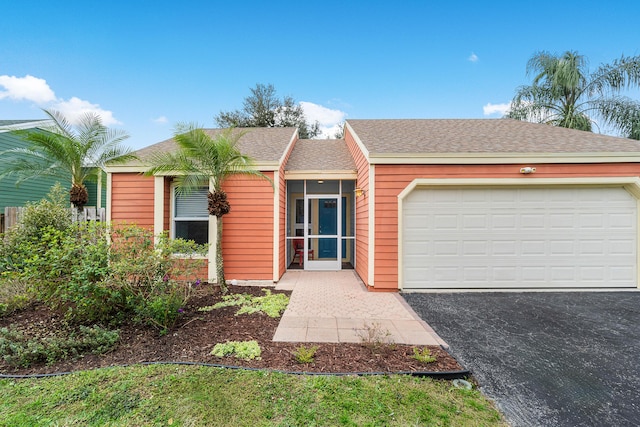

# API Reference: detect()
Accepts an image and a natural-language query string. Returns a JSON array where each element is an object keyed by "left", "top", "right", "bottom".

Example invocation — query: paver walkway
[{"left": 273, "top": 270, "right": 446, "bottom": 346}]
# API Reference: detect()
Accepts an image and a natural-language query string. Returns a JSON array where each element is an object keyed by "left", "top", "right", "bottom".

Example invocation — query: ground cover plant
[{"left": 0, "top": 364, "right": 506, "bottom": 426}]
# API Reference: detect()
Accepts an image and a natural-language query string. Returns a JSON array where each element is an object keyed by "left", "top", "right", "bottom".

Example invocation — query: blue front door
[{"left": 318, "top": 198, "right": 337, "bottom": 258}]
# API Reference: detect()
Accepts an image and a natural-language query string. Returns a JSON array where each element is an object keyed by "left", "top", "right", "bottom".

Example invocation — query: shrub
[
  {"left": 211, "top": 340, "right": 262, "bottom": 361},
  {"left": 355, "top": 322, "right": 394, "bottom": 349},
  {"left": 0, "top": 184, "right": 71, "bottom": 273},
  {"left": 22, "top": 222, "right": 118, "bottom": 324},
  {"left": 293, "top": 345, "right": 318, "bottom": 364},
  {"left": 411, "top": 347, "right": 437, "bottom": 364},
  {"left": 109, "top": 225, "right": 207, "bottom": 331},
  {"left": 0, "top": 325, "right": 119, "bottom": 368}
]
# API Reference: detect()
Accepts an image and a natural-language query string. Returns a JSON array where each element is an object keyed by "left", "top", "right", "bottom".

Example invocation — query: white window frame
[{"left": 171, "top": 184, "right": 209, "bottom": 244}]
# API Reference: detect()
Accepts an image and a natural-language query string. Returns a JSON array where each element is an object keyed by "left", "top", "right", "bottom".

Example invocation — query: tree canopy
[
  {"left": 0, "top": 109, "right": 135, "bottom": 207},
  {"left": 215, "top": 83, "right": 320, "bottom": 139},
  {"left": 506, "top": 51, "right": 640, "bottom": 139}
]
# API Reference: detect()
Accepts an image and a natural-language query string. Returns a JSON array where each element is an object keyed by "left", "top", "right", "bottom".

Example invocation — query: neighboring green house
[{"left": 0, "top": 120, "right": 106, "bottom": 213}]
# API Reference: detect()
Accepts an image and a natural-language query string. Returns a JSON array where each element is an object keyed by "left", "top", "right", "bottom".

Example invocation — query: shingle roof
[
  {"left": 284, "top": 139, "right": 356, "bottom": 171},
  {"left": 134, "top": 127, "right": 297, "bottom": 165},
  {"left": 347, "top": 119, "right": 640, "bottom": 154}
]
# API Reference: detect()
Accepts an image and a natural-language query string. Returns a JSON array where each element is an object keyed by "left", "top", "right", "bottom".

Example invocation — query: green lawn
[{"left": 0, "top": 364, "right": 505, "bottom": 426}]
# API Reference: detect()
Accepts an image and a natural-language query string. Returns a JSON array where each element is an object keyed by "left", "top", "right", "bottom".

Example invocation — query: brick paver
[{"left": 273, "top": 271, "right": 446, "bottom": 346}]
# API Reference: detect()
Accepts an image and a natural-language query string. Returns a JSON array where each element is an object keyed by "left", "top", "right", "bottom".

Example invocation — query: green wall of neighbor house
[
  {"left": 0, "top": 130, "right": 105, "bottom": 212},
  {"left": 0, "top": 131, "right": 71, "bottom": 212}
]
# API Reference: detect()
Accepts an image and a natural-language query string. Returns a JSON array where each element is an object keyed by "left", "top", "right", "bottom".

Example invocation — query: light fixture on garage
[
  {"left": 355, "top": 186, "right": 366, "bottom": 197},
  {"left": 520, "top": 167, "right": 536, "bottom": 174}
]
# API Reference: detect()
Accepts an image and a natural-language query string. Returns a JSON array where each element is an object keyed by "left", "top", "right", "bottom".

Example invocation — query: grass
[{"left": 0, "top": 364, "right": 505, "bottom": 426}]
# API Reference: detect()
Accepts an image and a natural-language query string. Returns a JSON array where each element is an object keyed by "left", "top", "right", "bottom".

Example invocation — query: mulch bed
[{"left": 0, "top": 285, "right": 464, "bottom": 376}]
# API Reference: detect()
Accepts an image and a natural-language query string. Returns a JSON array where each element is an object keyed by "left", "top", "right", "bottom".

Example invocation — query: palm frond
[
  {"left": 588, "top": 54, "right": 640, "bottom": 96},
  {"left": 0, "top": 108, "right": 133, "bottom": 193},
  {"left": 593, "top": 96, "right": 640, "bottom": 137}
]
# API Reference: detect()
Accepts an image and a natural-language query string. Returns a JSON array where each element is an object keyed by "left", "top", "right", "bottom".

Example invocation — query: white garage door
[{"left": 402, "top": 186, "right": 637, "bottom": 290}]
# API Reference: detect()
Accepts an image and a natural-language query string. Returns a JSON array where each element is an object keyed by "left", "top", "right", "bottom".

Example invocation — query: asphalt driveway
[{"left": 404, "top": 292, "right": 640, "bottom": 426}]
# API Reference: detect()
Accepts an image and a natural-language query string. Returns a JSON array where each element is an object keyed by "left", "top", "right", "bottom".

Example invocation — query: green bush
[
  {"left": 0, "top": 184, "right": 71, "bottom": 273},
  {"left": 22, "top": 222, "right": 118, "bottom": 324},
  {"left": 0, "top": 325, "right": 119, "bottom": 368},
  {"left": 109, "top": 225, "right": 207, "bottom": 331},
  {"left": 0, "top": 189, "right": 207, "bottom": 332}
]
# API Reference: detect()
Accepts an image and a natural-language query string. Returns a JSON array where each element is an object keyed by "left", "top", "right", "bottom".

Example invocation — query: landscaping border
[{"left": 0, "top": 361, "right": 471, "bottom": 380}]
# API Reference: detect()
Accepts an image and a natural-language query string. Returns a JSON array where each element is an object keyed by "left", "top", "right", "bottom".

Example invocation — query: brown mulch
[{"left": 0, "top": 285, "right": 465, "bottom": 376}]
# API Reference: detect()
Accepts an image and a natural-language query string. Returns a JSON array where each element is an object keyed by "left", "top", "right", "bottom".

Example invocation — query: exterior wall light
[
  {"left": 520, "top": 167, "right": 536, "bottom": 174},
  {"left": 355, "top": 187, "right": 366, "bottom": 197}
]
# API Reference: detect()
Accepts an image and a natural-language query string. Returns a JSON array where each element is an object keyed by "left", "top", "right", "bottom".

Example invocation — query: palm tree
[
  {"left": 144, "top": 125, "right": 272, "bottom": 287},
  {"left": 0, "top": 109, "right": 135, "bottom": 207},
  {"left": 506, "top": 51, "right": 640, "bottom": 139}
]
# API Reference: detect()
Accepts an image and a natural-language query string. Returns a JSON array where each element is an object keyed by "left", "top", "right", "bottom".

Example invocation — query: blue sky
[{"left": 1, "top": 0, "right": 639, "bottom": 150}]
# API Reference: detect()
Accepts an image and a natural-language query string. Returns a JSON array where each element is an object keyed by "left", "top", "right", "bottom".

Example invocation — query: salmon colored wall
[
  {"left": 344, "top": 128, "right": 370, "bottom": 286},
  {"left": 111, "top": 173, "right": 154, "bottom": 229},
  {"left": 221, "top": 173, "right": 275, "bottom": 280},
  {"left": 373, "top": 163, "right": 640, "bottom": 291}
]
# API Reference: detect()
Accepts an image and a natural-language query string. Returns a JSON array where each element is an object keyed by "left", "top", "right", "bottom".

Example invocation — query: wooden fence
[{"left": 2, "top": 207, "right": 106, "bottom": 233}]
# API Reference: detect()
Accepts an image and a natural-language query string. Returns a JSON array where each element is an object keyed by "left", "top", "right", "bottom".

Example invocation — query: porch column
[{"left": 153, "top": 176, "right": 164, "bottom": 242}]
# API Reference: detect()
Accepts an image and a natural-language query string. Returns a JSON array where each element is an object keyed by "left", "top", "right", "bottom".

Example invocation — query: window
[{"left": 173, "top": 187, "right": 208, "bottom": 244}]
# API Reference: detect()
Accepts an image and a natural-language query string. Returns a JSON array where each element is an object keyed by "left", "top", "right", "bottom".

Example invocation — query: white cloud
[
  {"left": 0, "top": 74, "right": 57, "bottom": 104},
  {"left": 153, "top": 115, "right": 168, "bottom": 124},
  {"left": 300, "top": 101, "right": 347, "bottom": 138},
  {"left": 468, "top": 53, "right": 479, "bottom": 63},
  {"left": 483, "top": 102, "right": 511, "bottom": 116},
  {"left": 53, "top": 97, "right": 121, "bottom": 126},
  {"left": 0, "top": 74, "right": 121, "bottom": 126}
]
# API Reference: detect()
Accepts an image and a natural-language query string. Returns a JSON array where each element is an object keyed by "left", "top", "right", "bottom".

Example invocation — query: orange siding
[
  {"left": 344, "top": 127, "right": 370, "bottom": 286},
  {"left": 221, "top": 173, "right": 275, "bottom": 281},
  {"left": 373, "top": 162, "right": 640, "bottom": 291},
  {"left": 111, "top": 173, "right": 154, "bottom": 229}
]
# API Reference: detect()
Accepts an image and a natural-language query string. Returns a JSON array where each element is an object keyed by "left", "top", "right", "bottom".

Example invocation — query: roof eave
[
  {"left": 105, "top": 160, "right": 280, "bottom": 174},
  {"left": 0, "top": 119, "right": 55, "bottom": 133},
  {"left": 368, "top": 152, "right": 640, "bottom": 164},
  {"left": 284, "top": 170, "right": 358, "bottom": 180}
]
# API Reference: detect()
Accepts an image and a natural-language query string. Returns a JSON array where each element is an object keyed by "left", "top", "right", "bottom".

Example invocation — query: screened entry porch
[{"left": 286, "top": 180, "right": 355, "bottom": 271}]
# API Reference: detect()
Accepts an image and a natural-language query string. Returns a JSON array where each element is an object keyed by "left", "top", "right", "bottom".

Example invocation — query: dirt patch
[{"left": 0, "top": 285, "right": 464, "bottom": 376}]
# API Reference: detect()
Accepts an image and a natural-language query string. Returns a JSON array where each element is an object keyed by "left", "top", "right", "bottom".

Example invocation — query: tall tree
[
  {"left": 0, "top": 109, "right": 134, "bottom": 207},
  {"left": 215, "top": 83, "right": 321, "bottom": 138},
  {"left": 506, "top": 51, "right": 640, "bottom": 139},
  {"left": 144, "top": 125, "right": 272, "bottom": 287}
]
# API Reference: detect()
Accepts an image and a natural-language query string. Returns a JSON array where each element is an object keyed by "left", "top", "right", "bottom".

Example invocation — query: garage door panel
[{"left": 402, "top": 187, "right": 637, "bottom": 290}]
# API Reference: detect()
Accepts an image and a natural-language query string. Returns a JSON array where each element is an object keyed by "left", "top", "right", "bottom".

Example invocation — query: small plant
[
  {"left": 210, "top": 340, "right": 261, "bottom": 361},
  {"left": 355, "top": 322, "right": 394, "bottom": 350},
  {"left": 0, "top": 272, "right": 31, "bottom": 317},
  {"left": 0, "top": 325, "right": 119, "bottom": 368},
  {"left": 293, "top": 345, "right": 318, "bottom": 364},
  {"left": 412, "top": 347, "right": 437, "bottom": 364},
  {"left": 199, "top": 289, "right": 289, "bottom": 318}
]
